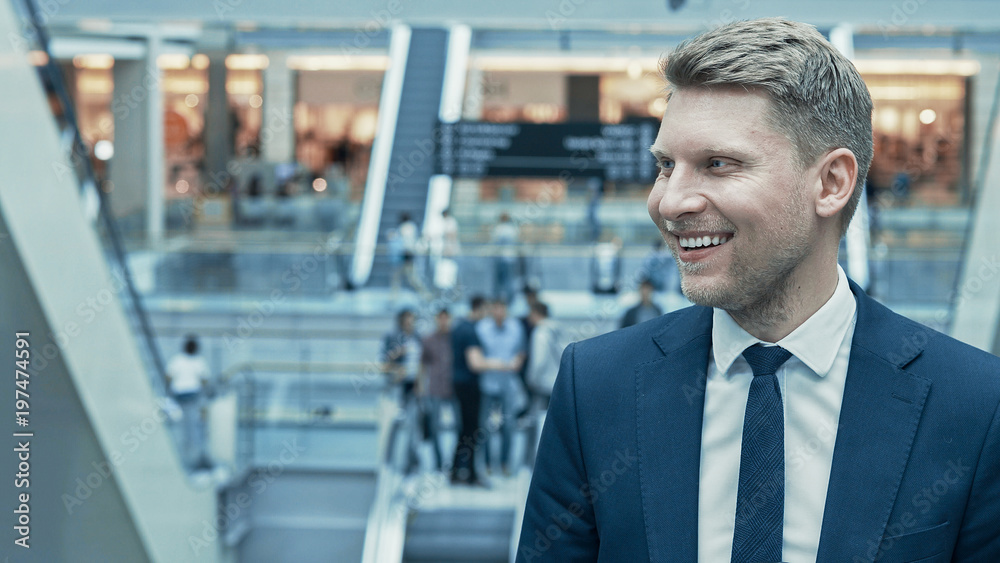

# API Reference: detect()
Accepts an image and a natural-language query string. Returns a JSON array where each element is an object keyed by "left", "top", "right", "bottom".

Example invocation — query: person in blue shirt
[
  {"left": 449, "top": 296, "right": 515, "bottom": 486},
  {"left": 476, "top": 299, "right": 526, "bottom": 477}
]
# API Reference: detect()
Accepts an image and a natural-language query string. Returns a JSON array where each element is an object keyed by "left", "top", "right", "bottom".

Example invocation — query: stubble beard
[{"left": 663, "top": 203, "right": 812, "bottom": 333}]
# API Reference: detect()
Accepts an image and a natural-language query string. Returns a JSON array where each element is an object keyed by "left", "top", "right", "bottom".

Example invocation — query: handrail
[
  {"left": 155, "top": 325, "right": 387, "bottom": 340},
  {"left": 142, "top": 238, "right": 655, "bottom": 257},
  {"left": 352, "top": 23, "right": 412, "bottom": 287},
  {"left": 20, "top": 0, "right": 168, "bottom": 392},
  {"left": 361, "top": 395, "right": 410, "bottom": 563},
  {"left": 219, "top": 360, "right": 389, "bottom": 383}
]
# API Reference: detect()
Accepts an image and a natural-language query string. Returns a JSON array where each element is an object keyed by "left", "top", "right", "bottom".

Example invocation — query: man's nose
[{"left": 654, "top": 167, "right": 707, "bottom": 222}]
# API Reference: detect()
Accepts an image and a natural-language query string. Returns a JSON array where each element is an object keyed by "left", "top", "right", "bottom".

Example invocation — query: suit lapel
[
  {"left": 816, "top": 281, "right": 932, "bottom": 562},
  {"left": 638, "top": 307, "right": 712, "bottom": 563}
]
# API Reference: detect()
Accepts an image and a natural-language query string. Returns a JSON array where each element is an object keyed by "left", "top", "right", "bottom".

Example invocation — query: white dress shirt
[{"left": 698, "top": 265, "right": 857, "bottom": 563}]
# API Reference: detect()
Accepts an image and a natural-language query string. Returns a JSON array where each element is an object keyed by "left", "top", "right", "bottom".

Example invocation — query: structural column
[
  {"left": 204, "top": 49, "right": 235, "bottom": 181},
  {"left": 109, "top": 35, "right": 165, "bottom": 245},
  {"left": 261, "top": 51, "right": 295, "bottom": 163}
]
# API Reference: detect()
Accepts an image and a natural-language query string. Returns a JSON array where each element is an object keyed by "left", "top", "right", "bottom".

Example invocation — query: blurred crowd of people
[{"left": 378, "top": 292, "right": 563, "bottom": 485}]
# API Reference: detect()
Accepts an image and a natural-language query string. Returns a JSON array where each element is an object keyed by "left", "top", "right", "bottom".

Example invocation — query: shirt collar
[{"left": 711, "top": 265, "right": 857, "bottom": 378}]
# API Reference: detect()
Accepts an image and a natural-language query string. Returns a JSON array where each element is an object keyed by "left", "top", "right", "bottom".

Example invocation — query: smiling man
[{"left": 517, "top": 18, "right": 1000, "bottom": 563}]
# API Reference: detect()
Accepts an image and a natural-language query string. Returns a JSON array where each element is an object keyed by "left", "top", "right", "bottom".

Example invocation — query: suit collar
[
  {"left": 640, "top": 306, "right": 712, "bottom": 562},
  {"left": 651, "top": 305, "right": 713, "bottom": 355},
  {"left": 816, "top": 280, "right": 931, "bottom": 561}
]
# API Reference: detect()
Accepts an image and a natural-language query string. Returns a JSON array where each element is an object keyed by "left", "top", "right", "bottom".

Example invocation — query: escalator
[
  {"left": 403, "top": 508, "right": 515, "bottom": 563},
  {"left": 368, "top": 27, "right": 450, "bottom": 287}
]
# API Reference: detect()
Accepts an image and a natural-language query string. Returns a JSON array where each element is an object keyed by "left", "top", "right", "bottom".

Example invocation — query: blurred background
[{"left": 1, "top": 0, "right": 1000, "bottom": 561}]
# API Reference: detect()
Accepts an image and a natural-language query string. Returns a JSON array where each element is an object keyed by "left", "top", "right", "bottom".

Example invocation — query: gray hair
[{"left": 661, "top": 18, "right": 873, "bottom": 236}]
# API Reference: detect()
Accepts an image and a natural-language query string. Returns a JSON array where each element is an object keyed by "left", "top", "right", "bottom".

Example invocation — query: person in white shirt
[
  {"left": 425, "top": 208, "right": 461, "bottom": 291},
  {"left": 166, "top": 335, "right": 212, "bottom": 470},
  {"left": 525, "top": 302, "right": 561, "bottom": 408},
  {"left": 523, "top": 301, "right": 562, "bottom": 468}
]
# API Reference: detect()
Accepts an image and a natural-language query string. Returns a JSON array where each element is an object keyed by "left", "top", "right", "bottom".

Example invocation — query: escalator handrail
[{"left": 20, "top": 0, "right": 168, "bottom": 390}]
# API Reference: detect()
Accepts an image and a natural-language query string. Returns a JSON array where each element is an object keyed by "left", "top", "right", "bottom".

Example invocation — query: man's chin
[{"left": 679, "top": 277, "right": 736, "bottom": 309}]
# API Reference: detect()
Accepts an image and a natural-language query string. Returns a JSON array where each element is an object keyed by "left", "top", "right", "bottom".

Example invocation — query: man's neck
[{"left": 728, "top": 262, "right": 840, "bottom": 343}]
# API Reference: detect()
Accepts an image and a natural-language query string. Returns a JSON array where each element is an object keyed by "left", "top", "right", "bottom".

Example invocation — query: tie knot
[{"left": 742, "top": 344, "right": 792, "bottom": 377}]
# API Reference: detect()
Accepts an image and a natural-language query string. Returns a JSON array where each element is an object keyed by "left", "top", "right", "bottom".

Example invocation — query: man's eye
[
  {"left": 658, "top": 160, "right": 674, "bottom": 170},
  {"left": 709, "top": 159, "right": 727, "bottom": 168}
]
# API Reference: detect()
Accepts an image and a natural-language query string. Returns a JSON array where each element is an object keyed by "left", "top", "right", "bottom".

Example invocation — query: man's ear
[{"left": 814, "top": 148, "right": 858, "bottom": 219}]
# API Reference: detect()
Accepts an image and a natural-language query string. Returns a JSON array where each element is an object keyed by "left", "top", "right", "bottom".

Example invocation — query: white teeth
[{"left": 679, "top": 234, "right": 732, "bottom": 249}]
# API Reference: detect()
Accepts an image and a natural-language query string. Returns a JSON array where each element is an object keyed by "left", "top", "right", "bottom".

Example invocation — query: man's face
[
  {"left": 639, "top": 282, "right": 654, "bottom": 303},
  {"left": 436, "top": 312, "right": 451, "bottom": 332},
  {"left": 492, "top": 302, "right": 507, "bottom": 325},
  {"left": 400, "top": 312, "right": 415, "bottom": 333},
  {"left": 646, "top": 87, "right": 819, "bottom": 313},
  {"left": 528, "top": 310, "right": 543, "bottom": 326}
]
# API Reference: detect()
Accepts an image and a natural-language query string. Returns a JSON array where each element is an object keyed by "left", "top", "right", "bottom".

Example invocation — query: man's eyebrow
[
  {"left": 698, "top": 145, "right": 752, "bottom": 157},
  {"left": 649, "top": 144, "right": 753, "bottom": 160},
  {"left": 649, "top": 146, "right": 669, "bottom": 160}
]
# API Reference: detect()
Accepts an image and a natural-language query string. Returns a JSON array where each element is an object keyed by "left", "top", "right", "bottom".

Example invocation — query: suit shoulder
[
  {"left": 571, "top": 305, "right": 707, "bottom": 365},
  {"left": 864, "top": 300, "right": 1000, "bottom": 394},
  {"left": 921, "top": 326, "right": 1000, "bottom": 381}
]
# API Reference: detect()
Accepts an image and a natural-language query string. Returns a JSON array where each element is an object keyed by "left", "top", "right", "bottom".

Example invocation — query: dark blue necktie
[{"left": 731, "top": 344, "right": 792, "bottom": 563}]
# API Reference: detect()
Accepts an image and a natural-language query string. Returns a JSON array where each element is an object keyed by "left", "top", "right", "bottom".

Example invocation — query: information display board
[{"left": 434, "top": 120, "right": 659, "bottom": 182}]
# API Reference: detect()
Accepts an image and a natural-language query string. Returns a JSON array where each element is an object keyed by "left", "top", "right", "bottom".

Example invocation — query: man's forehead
[
  {"left": 652, "top": 88, "right": 785, "bottom": 155},
  {"left": 661, "top": 86, "right": 774, "bottom": 123}
]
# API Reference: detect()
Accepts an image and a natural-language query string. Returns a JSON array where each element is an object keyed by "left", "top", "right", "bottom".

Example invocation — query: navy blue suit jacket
[{"left": 517, "top": 281, "right": 1000, "bottom": 562}]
